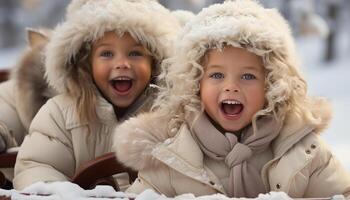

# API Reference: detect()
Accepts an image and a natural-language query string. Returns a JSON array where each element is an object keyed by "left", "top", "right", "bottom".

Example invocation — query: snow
[
  {"left": 0, "top": 182, "right": 136, "bottom": 199},
  {"left": 2, "top": 181, "right": 345, "bottom": 200},
  {"left": 296, "top": 35, "right": 350, "bottom": 170}
]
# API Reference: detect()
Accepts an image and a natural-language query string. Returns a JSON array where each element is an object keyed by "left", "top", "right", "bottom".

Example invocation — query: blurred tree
[
  {"left": 0, "top": 0, "right": 20, "bottom": 48},
  {"left": 325, "top": 2, "right": 339, "bottom": 62}
]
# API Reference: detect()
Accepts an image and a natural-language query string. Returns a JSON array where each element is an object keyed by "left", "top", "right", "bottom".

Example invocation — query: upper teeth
[
  {"left": 115, "top": 77, "right": 131, "bottom": 80},
  {"left": 222, "top": 100, "right": 241, "bottom": 104}
]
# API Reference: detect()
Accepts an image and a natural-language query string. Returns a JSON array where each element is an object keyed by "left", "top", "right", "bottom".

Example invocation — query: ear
[{"left": 26, "top": 28, "right": 49, "bottom": 48}]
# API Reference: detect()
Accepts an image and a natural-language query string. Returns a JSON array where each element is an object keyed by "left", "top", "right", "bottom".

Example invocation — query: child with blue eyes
[
  {"left": 113, "top": 0, "right": 350, "bottom": 198},
  {"left": 13, "top": 0, "right": 180, "bottom": 190}
]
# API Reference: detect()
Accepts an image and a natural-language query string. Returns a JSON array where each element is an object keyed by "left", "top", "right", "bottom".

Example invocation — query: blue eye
[
  {"left": 209, "top": 72, "right": 224, "bottom": 79},
  {"left": 242, "top": 73, "right": 256, "bottom": 80},
  {"left": 100, "top": 51, "right": 113, "bottom": 58},
  {"left": 129, "top": 51, "right": 143, "bottom": 57}
]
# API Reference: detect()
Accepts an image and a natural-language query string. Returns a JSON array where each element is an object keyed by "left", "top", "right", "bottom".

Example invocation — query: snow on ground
[
  {"left": 0, "top": 181, "right": 346, "bottom": 200},
  {"left": 296, "top": 35, "right": 350, "bottom": 171}
]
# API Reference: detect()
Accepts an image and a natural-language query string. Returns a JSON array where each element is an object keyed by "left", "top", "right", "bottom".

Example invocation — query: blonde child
[
  {"left": 13, "top": 0, "right": 180, "bottom": 190},
  {"left": 113, "top": 0, "right": 350, "bottom": 198}
]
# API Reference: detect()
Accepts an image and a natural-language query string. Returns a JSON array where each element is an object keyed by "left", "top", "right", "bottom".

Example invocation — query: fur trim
[
  {"left": 11, "top": 28, "right": 57, "bottom": 130},
  {"left": 46, "top": 0, "right": 180, "bottom": 93},
  {"left": 153, "top": 0, "right": 329, "bottom": 132},
  {"left": 308, "top": 98, "right": 332, "bottom": 133},
  {"left": 113, "top": 111, "right": 171, "bottom": 171},
  {"left": 171, "top": 10, "right": 195, "bottom": 27},
  {"left": 176, "top": 0, "right": 295, "bottom": 59}
]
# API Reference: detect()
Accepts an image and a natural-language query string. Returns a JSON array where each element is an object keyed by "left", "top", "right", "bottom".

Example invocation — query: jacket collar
[
  {"left": 151, "top": 113, "right": 316, "bottom": 194},
  {"left": 271, "top": 112, "right": 315, "bottom": 158},
  {"left": 152, "top": 122, "right": 226, "bottom": 193},
  {"left": 96, "top": 86, "right": 155, "bottom": 126}
]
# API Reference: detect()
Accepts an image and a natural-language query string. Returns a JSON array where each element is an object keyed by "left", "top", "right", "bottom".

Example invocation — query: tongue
[
  {"left": 114, "top": 80, "right": 132, "bottom": 92},
  {"left": 222, "top": 104, "right": 243, "bottom": 115}
]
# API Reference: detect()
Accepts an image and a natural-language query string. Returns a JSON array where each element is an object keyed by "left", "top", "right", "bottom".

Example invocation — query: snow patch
[{"left": 3, "top": 182, "right": 344, "bottom": 200}]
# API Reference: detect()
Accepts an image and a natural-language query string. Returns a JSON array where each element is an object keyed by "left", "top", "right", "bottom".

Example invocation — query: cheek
[
  {"left": 200, "top": 81, "right": 217, "bottom": 110},
  {"left": 92, "top": 64, "right": 107, "bottom": 80},
  {"left": 249, "top": 87, "right": 266, "bottom": 109},
  {"left": 137, "top": 63, "right": 152, "bottom": 83}
]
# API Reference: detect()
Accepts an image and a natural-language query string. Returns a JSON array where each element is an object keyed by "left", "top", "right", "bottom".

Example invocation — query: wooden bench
[
  {"left": 0, "top": 151, "right": 136, "bottom": 191},
  {"left": 0, "top": 69, "right": 9, "bottom": 83}
]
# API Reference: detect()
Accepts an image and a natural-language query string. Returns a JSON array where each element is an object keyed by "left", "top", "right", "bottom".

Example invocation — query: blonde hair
[
  {"left": 151, "top": 1, "right": 328, "bottom": 132},
  {"left": 69, "top": 33, "right": 159, "bottom": 124},
  {"left": 66, "top": 43, "right": 98, "bottom": 123},
  {"left": 44, "top": 0, "right": 181, "bottom": 124}
]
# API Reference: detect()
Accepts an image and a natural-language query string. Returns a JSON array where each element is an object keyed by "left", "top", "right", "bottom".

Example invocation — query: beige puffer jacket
[
  {"left": 13, "top": 0, "right": 180, "bottom": 190},
  {"left": 113, "top": 107, "right": 350, "bottom": 198},
  {"left": 0, "top": 29, "right": 52, "bottom": 151},
  {"left": 14, "top": 91, "right": 153, "bottom": 190},
  {"left": 0, "top": 81, "right": 25, "bottom": 150},
  {"left": 0, "top": 29, "right": 54, "bottom": 181}
]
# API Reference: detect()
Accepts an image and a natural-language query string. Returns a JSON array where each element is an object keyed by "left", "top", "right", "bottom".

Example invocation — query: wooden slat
[{"left": 0, "top": 69, "right": 10, "bottom": 83}]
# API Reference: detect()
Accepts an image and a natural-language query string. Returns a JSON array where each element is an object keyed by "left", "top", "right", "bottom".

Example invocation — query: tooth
[
  {"left": 222, "top": 100, "right": 241, "bottom": 104},
  {"left": 116, "top": 77, "right": 130, "bottom": 80}
]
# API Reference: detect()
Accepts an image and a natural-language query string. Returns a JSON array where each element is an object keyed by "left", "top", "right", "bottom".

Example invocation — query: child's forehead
[
  {"left": 93, "top": 32, "right": 139, "bottom": 45},
  {"left": 202, "top": 46, "right": 264, "bottom": 68}
]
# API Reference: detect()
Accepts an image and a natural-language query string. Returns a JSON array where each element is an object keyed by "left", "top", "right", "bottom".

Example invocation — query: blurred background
[{"left": 0, "top": 0, "right": 349, "bottom": 170}]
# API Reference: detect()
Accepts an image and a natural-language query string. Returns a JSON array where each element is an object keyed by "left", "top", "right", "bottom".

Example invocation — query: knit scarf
[{"left": 191, "top": 113, "right": 282, "bottom": 198}]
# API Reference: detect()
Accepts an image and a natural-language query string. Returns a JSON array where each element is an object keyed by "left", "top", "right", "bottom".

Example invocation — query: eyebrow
[
  {"left": 242, "top": 65, "right": 264, "bottom": 72},
  {"left": 206, "top": 64, "right": 264, "bottom": 72},
  {"left": 94, "top": 42, "right": 144, "bottom": 49},
  {"left": 205, "top": 64, "right": 222, "bottom": 69}
]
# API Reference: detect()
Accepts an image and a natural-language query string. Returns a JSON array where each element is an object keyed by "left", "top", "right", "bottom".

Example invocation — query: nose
[
  {"left": 224, "top": 80, "right": 240, "bottom": 93},
  {"left": 114, "top": 56, "right": 130, "bottom": 69}
]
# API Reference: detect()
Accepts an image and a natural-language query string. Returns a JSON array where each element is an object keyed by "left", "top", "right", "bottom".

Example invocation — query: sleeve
[
  {"left": 304, "top": 138, "right": 350, "bottom": 198},
  {"left": 126, "top": 165, "right": 176, "bottom": 197},
  {"left": 13, "top": 99, "right": 76, "bottom": 190},
  {"left": 0, "top": 81, "right": 26, "bottom": 149}
]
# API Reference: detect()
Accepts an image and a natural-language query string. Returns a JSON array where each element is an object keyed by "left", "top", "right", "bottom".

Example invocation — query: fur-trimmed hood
[
  {"left": 45, "top": 0, "right": 181, "bottom": 93},
  {"left": 114, "top": 0, "right": 333, "bottom": 171},
  {"left": 153, "top": 0, "right": 331, "bottom": 132},
  {"left": 171, "top": 10, "right": 195, "bottom": 27}
]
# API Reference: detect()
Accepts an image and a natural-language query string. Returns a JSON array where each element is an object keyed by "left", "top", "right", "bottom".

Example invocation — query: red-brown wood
[
  {"left": 72, "top": 152, "right": 137, "bottom": 191},
  {"left": 0, "top": 152, "right": 18, "bottom": 188},
  {"left": 0, "top": 69, "right": 9, "bottom": 83}
]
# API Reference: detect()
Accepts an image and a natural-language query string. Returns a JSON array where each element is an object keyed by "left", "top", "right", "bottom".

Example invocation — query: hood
[
  {"left": 113, "top": 111, "right": 172, "bottom": 171},
  {"left": 114, "top": 0, "right": 334, "bottom": 171},
  {"left": 45, "top": 0, "right": 180, "bottom": 93},
  {"left": 11, "top": 28, "right": 57, "bottom": 130},
  {"left": 153, "top": 0, "right": 325, "bottom": 129},
  {"left": 171, "top": 10, "right": 195, "bottom": 27}
]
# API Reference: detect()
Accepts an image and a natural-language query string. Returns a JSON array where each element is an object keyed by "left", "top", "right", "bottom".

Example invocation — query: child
[
  {"left": 113, "top": 0, "right": 350, "bottom": 198},
  {"left": 0, "top": 28, "right": 55, "bottom": 182},
  {"left": 0, "top": 29, "right": 53, "bottom": 152},
  {"left": 13, "top": 0, "right": 180, "bottom": 190}
]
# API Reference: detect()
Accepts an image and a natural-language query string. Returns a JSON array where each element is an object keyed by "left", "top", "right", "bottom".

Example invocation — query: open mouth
[
  {"left": 110, "top": 77, "right": 133, "bottom": 93},
  {"left": 221, "top": 99, "right": 244, "bottom": 116}
]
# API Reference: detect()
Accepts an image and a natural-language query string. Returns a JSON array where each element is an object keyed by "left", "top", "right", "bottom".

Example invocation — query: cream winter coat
[
  {"left": 0, "top": 29, "right": 54, "bottom": 182},
  {"left": 0, "top": 29, "right": 53, "bottom": 150},
  {"left": 114, "top": 106, "right": 350, "bottom": 198},
  {"left": 113, "top": 0, "right": 350, "bottom": 198},
  {"left": 13, "top": 0, "right": 180, "bottom": 190},
  {"left": 14, "top": 91, "right": 153, "bottom": 190}
]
